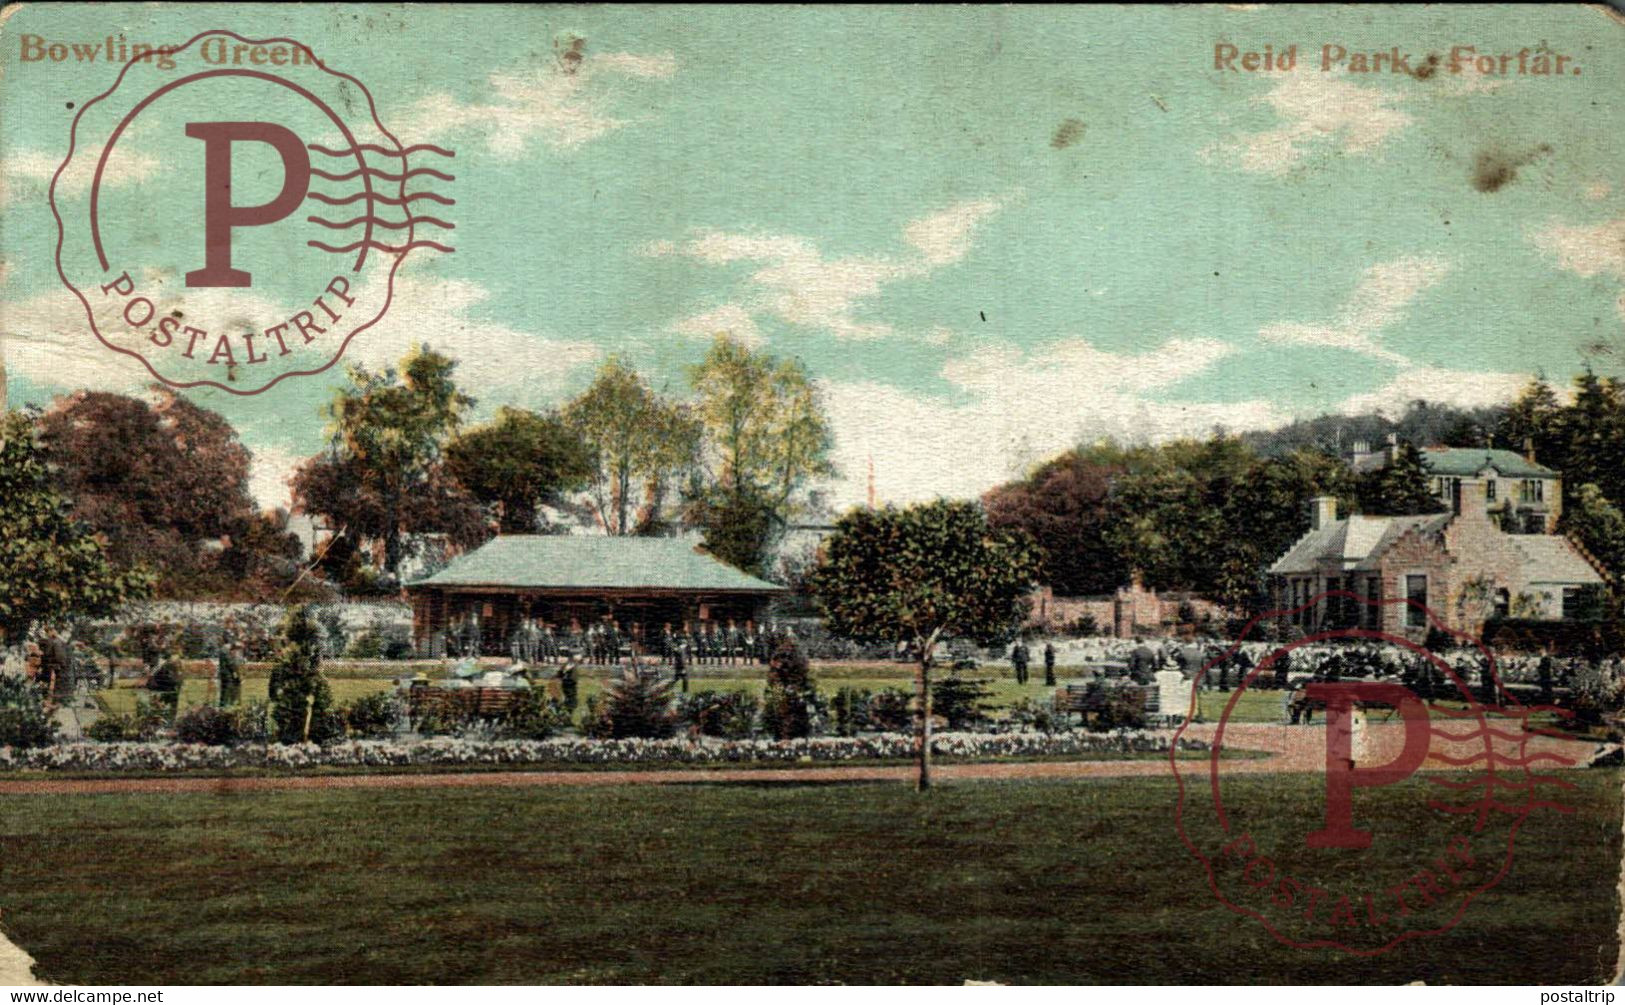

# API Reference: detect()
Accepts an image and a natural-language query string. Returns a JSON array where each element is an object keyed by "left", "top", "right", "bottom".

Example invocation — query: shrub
[
  {"left": 761, "top": 637, "right": 817, "bottom": 739},
  {"left": 585, "top": 669, "right": 676, "bottom": 739},
  {"left": 269, "top": 606, "right": 339, "bottom": 744},
  {"left": 0, "top": 675, "right": 57, "bottom": 749},
  {"left": 866, "top": 687, "right": 913, "bottom": 732},
  {"left": 1004, "top": 696, "right": 1062, "bottom": 734},
  {"left": 343, "top": 630, "right": 385, "bottom": 660},
  {"left": 384, "top": 639, "right": 415, "bottom": 660},
  {"left": 829, "top": 686, "right": 870, "bottom": 736},
  {"left": 175, "top": 704, "right": 242, "bottom": 745},
  {"left": 680, "top": 690, "right": 759, "bottom": 739},
  {"left": 931, "top": 676, "right": 995, "bottom": 731},
  {"left": 344, "top": 691, "right": 403, "bottom": 738},
  {"left": 499, "top": 689, "right": 572, "bottom": 740}
]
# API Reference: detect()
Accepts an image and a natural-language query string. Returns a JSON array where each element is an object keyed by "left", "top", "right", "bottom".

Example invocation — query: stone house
[
  {"left": 1349, "top": 435, "right": 1562, "bottom": 533},
  {"left": 1266, "top": 480, "right": 1605, "bottom": 641}
]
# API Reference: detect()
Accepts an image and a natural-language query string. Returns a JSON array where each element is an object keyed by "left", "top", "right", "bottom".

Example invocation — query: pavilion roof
[{"left": 407, "top": 535, "right": 786, "bottom": 594}]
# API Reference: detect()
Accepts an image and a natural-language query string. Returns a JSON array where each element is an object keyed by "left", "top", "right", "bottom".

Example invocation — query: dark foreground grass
[{"left": 1, "top": 771, "right": 1617, "bottom": 985}]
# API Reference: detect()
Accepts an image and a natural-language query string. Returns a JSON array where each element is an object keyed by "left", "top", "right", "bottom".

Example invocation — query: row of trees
[
  {"left": 293, "top": 334, "right": 834, "bottom": 586},
  {"left": 984, "top": 375, "right": 1625, "bottom": 611}
]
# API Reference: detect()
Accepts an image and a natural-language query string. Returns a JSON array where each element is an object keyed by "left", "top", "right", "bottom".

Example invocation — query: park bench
[
  {"left": 1054, "top": 681, "right": 1159, "bottom": 726},
  {"left": 407, "top": 686, "right": 524, "bottom": 720}
]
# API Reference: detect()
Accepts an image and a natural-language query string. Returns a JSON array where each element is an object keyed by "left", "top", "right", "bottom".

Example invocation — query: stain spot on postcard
[
  {"left": 1051, "top": 118, "right": 1086, "bottom": 151},
  {"left": 1410, "top": 53, "right": 1440, "bottom": 80},
  {"left": 1471, "top": 144, "right": 1552, "bottom": 193}
]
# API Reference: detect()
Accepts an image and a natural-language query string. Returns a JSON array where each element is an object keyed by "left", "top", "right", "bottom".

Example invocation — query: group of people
[
  {"left": 1007, "top": 640, "right": 1058, "bottom": 686},
  {"left": 441, "top": 618, "right": 797, "bottom": 669}
]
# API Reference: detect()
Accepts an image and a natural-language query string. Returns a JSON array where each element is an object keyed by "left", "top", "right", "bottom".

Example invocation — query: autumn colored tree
[
  {"left": 563, "top": 357, "right": 700, "bottom": 536},
  {"left": 688, "top": 335, "right": 834, "bottom": 575},
  {"left": 444, "top": 406, "right": 594, "bottom": 533},
  {"left": 292, "top": 345, "right": 482, "bottom": 581},
  {"left": 36, "top": 387, "right": 296, "bottom": 597},
  {"left": 0, "top": 410, "right": 152, "bottom": 650},
  {"left": 809, "top": 500, "right": 1038, "bottom": 790}
]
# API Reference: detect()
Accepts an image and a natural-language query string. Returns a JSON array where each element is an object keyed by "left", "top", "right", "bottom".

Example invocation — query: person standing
[
  {"left": 672, "top": 643, "right": 689, "bottom": 693},
  {"left": 1043, "top": 642, "right": 1057, "bottom": 687},
  {"left": 1011, "top": 640, "right": 1030, "bottom": 685}
]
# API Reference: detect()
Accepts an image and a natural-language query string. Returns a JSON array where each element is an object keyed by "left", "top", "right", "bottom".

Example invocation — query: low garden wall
[{"left": 0, "top": 729, "right": 1204, "bottom": 773}]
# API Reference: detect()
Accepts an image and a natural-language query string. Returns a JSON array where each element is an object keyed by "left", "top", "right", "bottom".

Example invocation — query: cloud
[
  {"left": 821, "top": 335, "right": 1283, "bottom": 509},
  {"left": 1201, "top": 73, "right": 1413, "bottom": 175},
  {"left": 648, "top": 196, "right": 1010, "bottom": 342},
  {"left": 668, "top": 303, "right": 765, "bottom": 347},
  {"left": 1, "top": 143, "right": 160, "bottom": 206},
  {"left": 1334, "top": 366, "right": 1534, "bottom": 416},
  {"left": 0, "top": 263, "right": 600, "bottom": 404},
  {"left": 1529, "top": 214, "right": 1625, "bottom": 322},
  {"left": 1258, "top": 254, "right": 1451, "bottom": 363},
  {"left": 401, "top": 42, "right": 677, "bottom": 156}
]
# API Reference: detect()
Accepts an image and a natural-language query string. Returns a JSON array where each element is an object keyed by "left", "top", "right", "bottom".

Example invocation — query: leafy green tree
[
  {"left": 809, "top": 500, "right": 1039, "bottom": 790},
  {"left": 1357, "top": 440, "right": 1444, "bottom": 516},
  {"left": 268, "top": 606, "right": 337, "bottom": 744},
  {"left": 444, "top": 406, "right": 595, "bottom": 533},
  {"left": 689, "top": 335, "right": 835, "bottom": 575},
  {"left": 0, "top": 411, "right": 152, "bottom": 651},
  {"left": 1562, "top": 483, "right": 1625, "bottom": 582},
  {"left": 563, "top": 357, "right": 700, "bottom": 536},
  {"left": 0, "top": 675, "right": 57, "bottom": 748},
  {"left": 292, "top": 346, "right": 478, "bottom": 579}
]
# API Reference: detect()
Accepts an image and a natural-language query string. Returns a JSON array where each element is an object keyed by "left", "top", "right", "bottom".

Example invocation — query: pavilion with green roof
[{"left": 405, "top": 535, "right": 786, "bottom": 656}]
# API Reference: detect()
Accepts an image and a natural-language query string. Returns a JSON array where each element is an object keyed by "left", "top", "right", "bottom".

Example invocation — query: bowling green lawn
[
  {"left": 1, "top": 769, "right": 1618, "bottom": 984},
  {"left": 92, "top": 663, "right": 1307, "bottom": 724}
]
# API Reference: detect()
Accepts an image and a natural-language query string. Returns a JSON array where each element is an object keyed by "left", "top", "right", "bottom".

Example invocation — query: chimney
[
  {"left": 1523, "top": 436, "right": 1536, "bottom": 464},
  {"left": 1454, "top": 478, "right": 1487, "bottom": 519},
  {"left": 1384, "top": 432, "right": 1400, "bottom": 463},
  {"left": 1310, "top": 495, "right": 1338, "bottom": 530}
]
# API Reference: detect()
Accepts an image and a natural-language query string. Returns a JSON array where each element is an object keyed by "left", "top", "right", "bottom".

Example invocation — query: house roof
[
  {"left": 1267, "top": 514, "right": 1448, "bottom": 576},
  {"left": 1510, "top": 536, "right": 1605, "bottom": 585},
  {"left": 407, "top": 535, "right": 787, "bottom": 593},
  {"left": 1421, "top": 447, "right": 1556, "bottom": 479}
]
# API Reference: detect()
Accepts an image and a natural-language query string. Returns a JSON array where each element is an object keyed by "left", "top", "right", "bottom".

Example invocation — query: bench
[
  {"left": 1054, "top": 682, "right": 1159, "bottom": 724},
  {"left": 407, "top": 686, "right": 524, "bottom": 720}
]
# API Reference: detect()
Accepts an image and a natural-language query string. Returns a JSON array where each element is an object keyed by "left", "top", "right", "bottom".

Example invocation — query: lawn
[
  {"left": 1, "top": 770, "right": 1617, "bottom": 984},
  {"left": 94, "top": 668, "right": 1550, "bottom": 728}
]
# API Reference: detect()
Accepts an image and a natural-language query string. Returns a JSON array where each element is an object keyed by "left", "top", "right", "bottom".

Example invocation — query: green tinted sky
[{"left": 2, "top": 4, "right": 1621, "bottom": 510}]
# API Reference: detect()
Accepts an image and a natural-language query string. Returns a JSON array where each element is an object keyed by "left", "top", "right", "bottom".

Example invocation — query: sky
[{"left": 2, "top": 4, "right": 1622, "bottom": 515}]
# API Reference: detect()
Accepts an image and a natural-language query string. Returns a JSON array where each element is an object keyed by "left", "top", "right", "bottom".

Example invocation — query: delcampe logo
[{"left": 50, "top": 29, "right": 455, "bottom": 395}]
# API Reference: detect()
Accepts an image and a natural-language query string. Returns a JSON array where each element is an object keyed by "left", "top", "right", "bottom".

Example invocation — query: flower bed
[{"left": 0, "top": 729, "right": 1204, "bottom": 773}]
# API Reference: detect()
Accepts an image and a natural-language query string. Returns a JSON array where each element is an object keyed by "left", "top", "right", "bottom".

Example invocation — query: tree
[
  {"left": 563, "top": 357, "right": 700, "bottom": 536},
  {"left": 984, "top": 447, "right": 1122, "bottom": 595},
  {"left": 760, "top": 636, "right": 817, "bottom": 739},
  {"left": 1357, "top": 440, "right": 1444, "bottom": 516},
  {"left": 36, "top": 388, "right": 297, "bottom": 598},
  {"left": 1562, "top": 483, "right": 1625, "bottom": 582},
  {"left": 584, "top": 667, "right": 677, "bottom": 739},
  {"left": 268, "top": 605, "right": 337, "bottom": 744},
  {"left": 689, "top": 335, "right": 835, "bottom": 575},
  {"left": 809, "top": 500, "right": 1039, "bottom": 790},
  {"left": 0, "top": 411, "right": 152, "bottom": 651},
  {"left": 444, "top": 407, "right": 594, "bottom": 533},
  {"left": 292, "top": 345, "right": 479, "bottom": 580}
]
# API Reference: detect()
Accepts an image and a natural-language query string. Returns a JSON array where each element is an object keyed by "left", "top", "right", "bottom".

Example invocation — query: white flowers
[{"left": 0, "top": 730, "right": 1203, "bottom": 773}]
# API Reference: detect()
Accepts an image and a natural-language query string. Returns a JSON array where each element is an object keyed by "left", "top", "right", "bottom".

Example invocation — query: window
[
  {"left": 1364, "top": 577, "right": 1381, "bottom": 628},
  {"left": 1406, "top": 575, "right": 1428, "bottom": 628},
  {"left": 1519, "top": 479, "right": 1546, "bottom": 504},
  {"left": 1485, "top": 479, "right": 1497, "bottom": 501}
]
